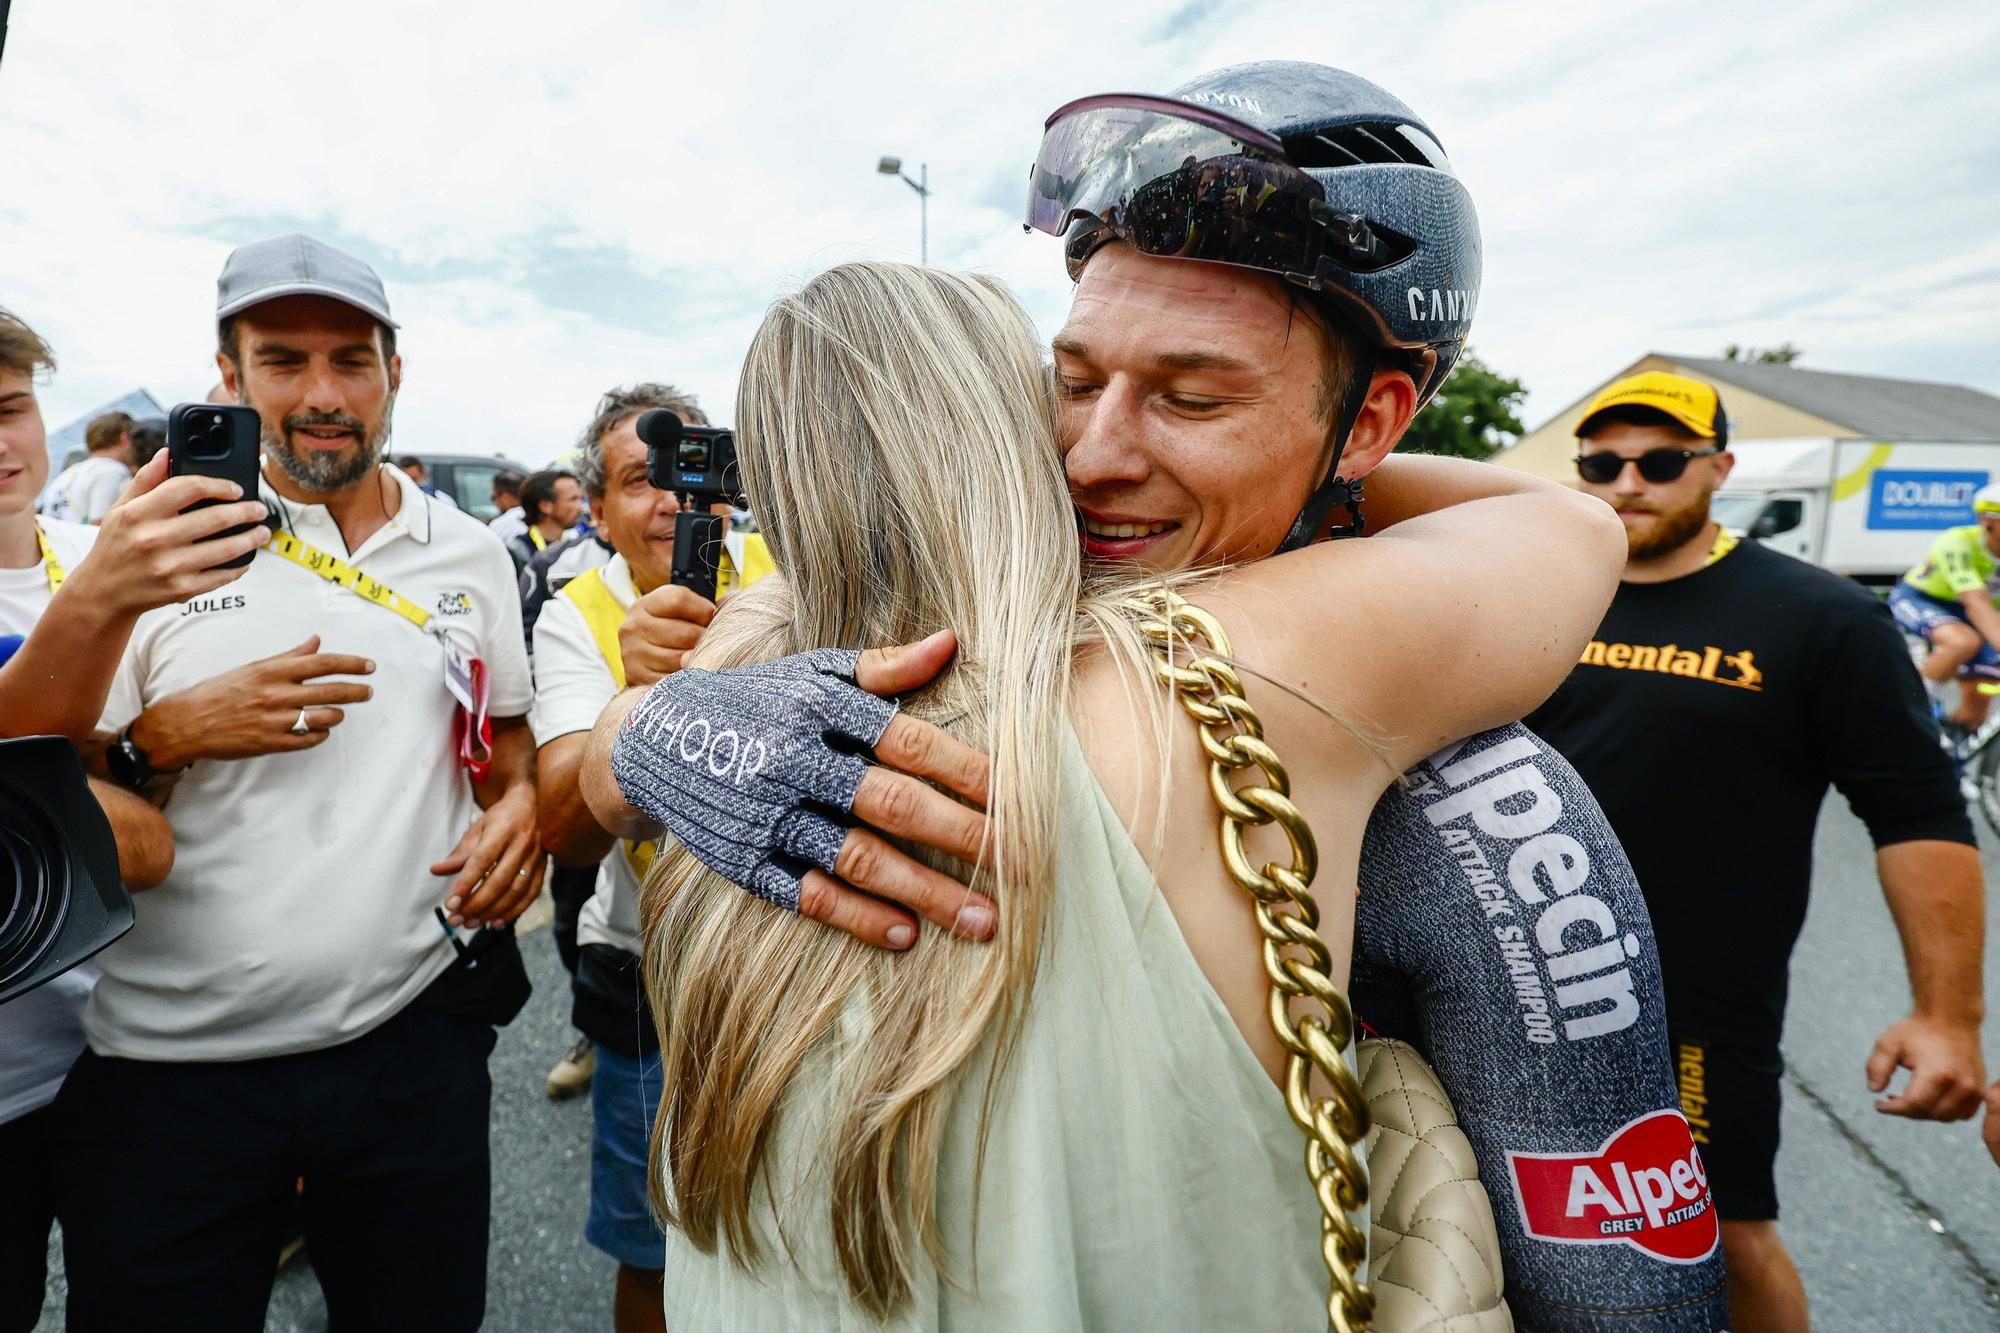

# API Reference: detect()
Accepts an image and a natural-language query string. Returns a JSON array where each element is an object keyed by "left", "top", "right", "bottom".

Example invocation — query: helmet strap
[{"left": 1278, "top": 344, "right": 1377, "bottom": 552}]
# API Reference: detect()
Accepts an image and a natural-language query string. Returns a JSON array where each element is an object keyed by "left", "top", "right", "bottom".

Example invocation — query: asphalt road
[{"left": 34, "top": 794, "right": 2000, "bottom": 1331}]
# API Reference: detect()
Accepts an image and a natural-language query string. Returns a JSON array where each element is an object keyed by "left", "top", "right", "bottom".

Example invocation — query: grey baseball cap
[{"left": 215, "top": 233, "right": 399, "bottom": 329}]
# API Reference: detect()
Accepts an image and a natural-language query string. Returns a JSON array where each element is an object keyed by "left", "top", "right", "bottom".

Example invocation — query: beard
[
  {"left": 1622, "top": 489, "right": 1712, "bottom": 560},
  {"left": 249, "top": 390, "right": 394, "bottom": 493}
]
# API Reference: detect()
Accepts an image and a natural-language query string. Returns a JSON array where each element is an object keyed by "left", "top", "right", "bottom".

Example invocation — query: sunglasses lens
[
  {"left": 1577, "top": 454, "right": 1622, "bottom": 483},
  {"left": 1577, "top": 451, "right": 1696, "bottom": 484},
  {"left": 1636, "top": 452, "right": 1691, "bottom": 483}
]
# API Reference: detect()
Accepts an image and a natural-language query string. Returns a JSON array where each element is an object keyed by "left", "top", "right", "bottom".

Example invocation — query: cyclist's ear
[{"left": 1708, "top": 449, "right": 1736, "bottom": 488}]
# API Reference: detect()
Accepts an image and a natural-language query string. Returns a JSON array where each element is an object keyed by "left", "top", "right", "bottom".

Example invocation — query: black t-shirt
[{"left": 1525, "top": 538, "right": 1972, "bottom": 1044}]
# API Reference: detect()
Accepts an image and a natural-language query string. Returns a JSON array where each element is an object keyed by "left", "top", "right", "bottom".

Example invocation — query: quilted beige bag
[
  {"left": 1358, "top": 1039, "right": 1512, "bottom": 1331},
  {"left": 1135, "top": 590, "right": 1511, "bottom": 1331}
]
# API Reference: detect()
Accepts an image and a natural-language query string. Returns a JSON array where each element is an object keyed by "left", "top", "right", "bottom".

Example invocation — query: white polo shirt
[
  {"left": 93, "top": 465, "right": 533, "bottom": 1062},
  {"left": 529, "top": 552, "right": 643, "bottom": 956},
  {"left": 0, "top": 517, "right": 100, "bottom": 1123}
]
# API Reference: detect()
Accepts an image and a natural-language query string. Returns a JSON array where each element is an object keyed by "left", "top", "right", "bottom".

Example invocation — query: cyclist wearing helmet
[
  {"left": 1527, "top": 370, "right": 1985, "bottom": 1332},
  {"left": 1890, "top": 482, "right": 2000, "bottom": 729},
  {"left": 598, "top": 63, "right": 1730, "bottom": 1329}
]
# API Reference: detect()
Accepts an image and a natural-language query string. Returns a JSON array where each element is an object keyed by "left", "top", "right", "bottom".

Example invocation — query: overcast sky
[{"left": 4, "top": 0, "right": 1997, "bottom": 463}]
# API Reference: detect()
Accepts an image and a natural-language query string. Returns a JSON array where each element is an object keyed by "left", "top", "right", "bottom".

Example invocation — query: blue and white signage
[{"left": 1867, "top": 470, "right": 1990, "bottom": 530}]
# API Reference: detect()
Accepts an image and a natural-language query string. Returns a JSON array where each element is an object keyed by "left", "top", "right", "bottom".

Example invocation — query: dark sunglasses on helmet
[
  {"left": 1024, "top": 95, "right": 1408, "bottom": 297},
  {"left": 1574, "top": 446, "right": 1722, "bottom": 485}
]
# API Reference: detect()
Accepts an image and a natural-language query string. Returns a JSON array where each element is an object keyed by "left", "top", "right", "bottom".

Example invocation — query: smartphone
[{"left": 167, "top": 402, "right": 263, "bottom": 569}]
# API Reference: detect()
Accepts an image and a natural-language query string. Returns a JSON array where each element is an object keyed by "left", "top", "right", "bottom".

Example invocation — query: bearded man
[
  {"left": 1524, "top": 371, "right": 1985, "bottom": 1331},
  {"left": 54, "top": 234, "right": 539, "bottom": 1331}
]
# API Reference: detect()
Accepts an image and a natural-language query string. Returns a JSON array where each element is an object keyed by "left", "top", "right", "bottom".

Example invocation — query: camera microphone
[{"left": 634, "top": 409, "right": 681, "bottom": 452}]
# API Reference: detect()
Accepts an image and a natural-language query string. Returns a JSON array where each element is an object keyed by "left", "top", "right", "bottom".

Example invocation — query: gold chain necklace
[{"left": 1129, "top": 588, "right": 1373, "bottom": 1332}]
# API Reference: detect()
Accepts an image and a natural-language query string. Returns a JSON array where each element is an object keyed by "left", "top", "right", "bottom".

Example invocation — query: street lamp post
[{"left": 876, "top": 155, "right": 931, "bottom": 264}]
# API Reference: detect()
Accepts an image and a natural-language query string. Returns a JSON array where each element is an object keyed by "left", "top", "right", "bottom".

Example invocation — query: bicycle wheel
[{"left": 1974, "top": 737, "right": 2000, "bottom": 838}]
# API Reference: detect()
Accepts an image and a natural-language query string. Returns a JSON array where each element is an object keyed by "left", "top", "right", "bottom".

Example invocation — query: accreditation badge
[{"left": 441, "top": 636, "right": 493, "bottom": 781}]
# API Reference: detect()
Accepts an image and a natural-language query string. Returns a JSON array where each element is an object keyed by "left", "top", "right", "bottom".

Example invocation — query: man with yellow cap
[{"left": 1525, "top": 369, "right": 1987, "bottom": 1332}]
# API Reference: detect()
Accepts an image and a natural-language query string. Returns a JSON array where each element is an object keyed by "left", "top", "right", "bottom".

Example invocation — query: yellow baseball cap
[{"left": 1576, "top": 371, "right": 1728, "bottom": 447}]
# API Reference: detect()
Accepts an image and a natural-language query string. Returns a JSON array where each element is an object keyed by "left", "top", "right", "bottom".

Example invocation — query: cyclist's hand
[
  {"left": 1866, "top": 1014, "right": 1986, "bottom": 1120},
  {"left": 1983, "top": 1084, "right": 2000, "bottom": 1168},
  {"left": 799, "top": 631, "right": 995, "bottom": 949}
]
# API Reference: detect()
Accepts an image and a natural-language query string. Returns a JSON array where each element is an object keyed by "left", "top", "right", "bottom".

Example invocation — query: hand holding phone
[
  {"left": 61, "top": 451, "right": 271, "bottom": 619},
  {"left": 167, "top": 403, "right": 264, "bottom": 569}
]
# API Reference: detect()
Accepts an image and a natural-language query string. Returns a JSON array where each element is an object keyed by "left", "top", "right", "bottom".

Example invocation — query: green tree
[
  {"left": 1722, "top": 341, "right": 1803, "bottom": 364},
  {"left": 1400, "top": 352, "right": 1525, "bottom": 461}
]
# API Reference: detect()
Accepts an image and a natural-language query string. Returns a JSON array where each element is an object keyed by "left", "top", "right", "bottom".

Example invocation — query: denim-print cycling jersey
[{"left": 1352, "top": 723, "right": 1730, "bottom": 1330}]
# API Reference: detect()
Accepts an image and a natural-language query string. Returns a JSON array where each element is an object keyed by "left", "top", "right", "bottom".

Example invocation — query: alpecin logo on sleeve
[
  {"left": 1577, "top": 641, "right": 1762, "bottom": 691},
  {"left": 1506, "top": 1109, "right": 1720, "bottom": 1264}
]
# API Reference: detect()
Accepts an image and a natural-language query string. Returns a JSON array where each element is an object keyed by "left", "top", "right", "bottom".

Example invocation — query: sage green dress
[{"left": 662, "top": 727, "right": 1359, "bottom": 1330}]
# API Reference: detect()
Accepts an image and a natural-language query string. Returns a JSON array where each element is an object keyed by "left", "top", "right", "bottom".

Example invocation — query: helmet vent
[{"left": 1285, "top": 122, "right": 1449, "bottom": 171}]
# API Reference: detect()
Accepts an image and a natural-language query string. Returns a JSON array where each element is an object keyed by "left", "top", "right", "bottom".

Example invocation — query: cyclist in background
[{"left": 1890, "top": 483, "right": 2000, "bottom": 730}]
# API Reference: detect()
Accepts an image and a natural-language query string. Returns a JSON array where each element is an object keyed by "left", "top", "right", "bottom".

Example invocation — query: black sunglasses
[{"left": 1574, "top": 446, "right": 1722, "bottom": 485}]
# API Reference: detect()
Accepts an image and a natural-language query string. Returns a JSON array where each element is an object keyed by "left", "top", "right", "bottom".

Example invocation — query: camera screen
[{"left": 675, "top": 438, "right": 711, "bottom": 474}]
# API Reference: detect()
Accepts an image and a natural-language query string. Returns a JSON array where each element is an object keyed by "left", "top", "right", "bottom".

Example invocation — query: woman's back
[
  {"left": 626, "top": 260, "right": 1623, "bottom": 1330},
  {"left": 662, "top": 724, "right": 1328, "bottom": 1331}
]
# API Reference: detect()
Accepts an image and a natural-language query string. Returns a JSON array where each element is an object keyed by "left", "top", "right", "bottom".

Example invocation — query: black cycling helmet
[{"left": 1026, "top": 61, "right": 1482, "bottom": 546}]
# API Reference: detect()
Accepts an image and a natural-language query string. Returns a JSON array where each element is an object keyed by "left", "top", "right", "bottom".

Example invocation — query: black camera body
[
  {"left": 638, "top": 411, "right": 745, "bottom": 507},
  {"left": 634, "top": 410, "right": 748, "bottom": 600},
  {"left": 1, "top": 737, "right": 133, "bottom": 1006}
]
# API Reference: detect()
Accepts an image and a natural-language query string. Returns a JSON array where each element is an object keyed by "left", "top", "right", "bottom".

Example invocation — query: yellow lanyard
[
  {"left": 1703, "top": 527, "right": 1739, "bottom": 568},
  {"left": 35, "top": 524, "right": 64, "bottom": 594},
  {"left": 528, "top": 525, "right": 548, "bottom": 551},
  {"left": 264, "top": 529, "right": 434, "bottom": 634}
]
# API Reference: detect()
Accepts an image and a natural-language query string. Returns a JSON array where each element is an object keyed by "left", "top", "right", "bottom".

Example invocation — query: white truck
[{"left": 1711, "top": 438, "right": 2000, "bottom": 586}]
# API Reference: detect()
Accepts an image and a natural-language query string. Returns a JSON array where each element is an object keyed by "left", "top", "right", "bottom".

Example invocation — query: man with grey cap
[{"left": 52, "top": 233, "right": 539, "bottom": 1331}]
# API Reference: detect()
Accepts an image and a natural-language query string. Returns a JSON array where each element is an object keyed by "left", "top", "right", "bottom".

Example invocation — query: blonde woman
[{"left": 585, "top": 261, "right": 1623, "bottom": 1329}]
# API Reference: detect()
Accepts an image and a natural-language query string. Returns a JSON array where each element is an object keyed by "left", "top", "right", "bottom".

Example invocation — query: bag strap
[{"left": 1130, "top": 587, "right": 1375, "bottom": 1333}]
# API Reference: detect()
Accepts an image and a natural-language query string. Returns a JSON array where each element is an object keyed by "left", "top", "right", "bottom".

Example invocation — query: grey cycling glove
[{"left": 610, "top": 648, "right": 898, "bottom": 911}]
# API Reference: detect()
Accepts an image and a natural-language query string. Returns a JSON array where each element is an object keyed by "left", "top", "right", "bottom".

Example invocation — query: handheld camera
[
  {"left": 1, "top": 737, "right": 134, "bottom": 1006},
  {"left": 634, "top": 410, "right": 746, "bottom": 601}
]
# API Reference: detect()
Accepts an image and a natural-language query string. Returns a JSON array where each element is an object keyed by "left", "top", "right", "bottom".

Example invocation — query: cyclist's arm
[
  {"left": 1204, "top": 454, "right": 1626, "bottom": 775},
  {"left": 1957, "top": 587, "right": 2000, "bottom": 649},
  {"left": 1929, "top": 530, "right": 2000, "bottom": 643},
  {"left": 1351, "top": 724, "right": 1729, "bottom": 1329}
]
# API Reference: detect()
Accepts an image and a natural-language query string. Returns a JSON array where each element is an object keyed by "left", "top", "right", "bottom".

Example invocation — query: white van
[{"left": 1711, "top": 438, "right": 2000, "bottom": 586}]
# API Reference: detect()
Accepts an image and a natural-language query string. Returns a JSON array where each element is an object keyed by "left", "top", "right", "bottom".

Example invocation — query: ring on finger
[{"left": 289, "top": 707, "right": 311, "bottom": 735}]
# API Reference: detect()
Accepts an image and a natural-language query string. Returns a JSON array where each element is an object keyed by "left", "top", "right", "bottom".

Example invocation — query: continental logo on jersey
[{"left": 1577, "top": 641, "right": 1763, "bottom": 692}]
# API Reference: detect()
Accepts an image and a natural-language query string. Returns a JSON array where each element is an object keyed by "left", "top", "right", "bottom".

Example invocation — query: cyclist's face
[
  {"left": 1576, "top": 422, "right": 1734, "bottom": 561},
  {"left": 1053, "top": 243, "right": 1409, "bottom": 571},
  {"left": 1982, "top": 517, "right": 2000, "bottom": 559}
]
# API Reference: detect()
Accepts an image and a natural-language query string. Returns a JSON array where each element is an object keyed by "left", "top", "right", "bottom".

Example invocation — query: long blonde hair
[{"left": 641, "top": 261, "right": 1156, "bottom": 1314}]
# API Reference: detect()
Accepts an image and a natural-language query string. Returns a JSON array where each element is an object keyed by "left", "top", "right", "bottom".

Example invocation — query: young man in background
[{"left": 40, "top": 410, "right": 137, "bottom": 524}]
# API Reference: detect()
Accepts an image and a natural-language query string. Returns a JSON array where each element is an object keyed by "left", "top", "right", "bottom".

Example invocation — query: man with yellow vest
[{"left": 530, "top": 383, "right": 768, "bottom": 1333}]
